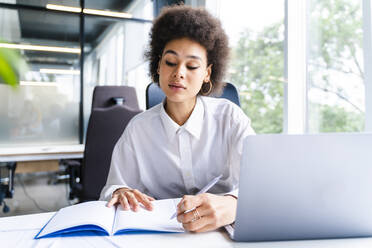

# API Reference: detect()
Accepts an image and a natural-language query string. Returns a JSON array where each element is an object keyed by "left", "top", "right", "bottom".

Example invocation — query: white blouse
[{"left": 100, "top": 96, "right": 255, "bottom": 201}]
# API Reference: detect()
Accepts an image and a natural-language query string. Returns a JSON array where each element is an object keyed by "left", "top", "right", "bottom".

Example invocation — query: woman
[{"left": 100, "top": 5, "right": 255, "bottom": 233}]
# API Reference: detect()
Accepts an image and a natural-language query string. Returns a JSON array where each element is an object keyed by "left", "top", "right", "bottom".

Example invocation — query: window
[
  {"left": 203, "top": 0, "right": 372, "bottom": 134},
  {"left": 307, "top": 0, "right": 364, "bottom": 133},
  {"left": 205, "top": 0, "right": 285, "bottom": 134}
]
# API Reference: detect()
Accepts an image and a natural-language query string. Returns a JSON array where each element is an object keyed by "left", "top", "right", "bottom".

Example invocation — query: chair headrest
[{"left": 92, "top": 86, "right": 140, "bottom": 110}]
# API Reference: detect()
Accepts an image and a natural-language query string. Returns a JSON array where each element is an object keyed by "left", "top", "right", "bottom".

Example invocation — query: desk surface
[
  {"left": 0, "top": 145, "right": 84, "bottom": 162},
  {"left": 1, "top": 212, "right": 372, "bottom": 248}
]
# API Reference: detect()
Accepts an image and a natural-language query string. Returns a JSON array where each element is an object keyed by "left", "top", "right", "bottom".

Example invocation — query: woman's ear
[{"left": 205, "top": 64, "right": 212, "bottom": 81}]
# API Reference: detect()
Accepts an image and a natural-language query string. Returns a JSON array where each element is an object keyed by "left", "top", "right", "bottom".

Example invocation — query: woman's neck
[{"left": 165, "top": 97, "right": 197, "bottom": 126}]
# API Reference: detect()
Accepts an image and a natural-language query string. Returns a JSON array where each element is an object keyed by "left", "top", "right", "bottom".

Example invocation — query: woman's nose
[{"left": 173, "top": 65, "right": 185, "bottom": 79}]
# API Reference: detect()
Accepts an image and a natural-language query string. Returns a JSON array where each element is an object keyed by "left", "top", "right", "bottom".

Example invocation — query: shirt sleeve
[
  {"left": 228, "top": 106, "right": 255, "bottom": 198},
  {"left": 99, "top": 127, "right": 146, "bottom": 201}
]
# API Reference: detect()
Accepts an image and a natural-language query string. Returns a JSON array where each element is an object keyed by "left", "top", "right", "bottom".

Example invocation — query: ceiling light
[
  {"left": 46, "top": 4, "right": 133, "bottom": 19},
  {"left": 83, "top": 8, "right": 132, "bottom": 19},
  {"left": 0, "top": 43, "right": 81, "bottom": 54},
  {"left": 20, "top": 81, "right": 58, "bottom": 87},
  {"left": 40, "top": 69, "right": 80, "bottom": 75},
  {"left": 46, "top": 4, "right": 82, "bottom": 13}
]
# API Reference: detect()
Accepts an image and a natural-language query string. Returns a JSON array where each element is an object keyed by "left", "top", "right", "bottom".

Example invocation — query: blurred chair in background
[
  {"left": 0, "top": 162, "right": 15, "bottom": 213},
  {"left": 66, "top": 86, "right": 142, "bottom": 202},
  {"left": 91, "top": 86, "right": 140, "bottom": 110}
]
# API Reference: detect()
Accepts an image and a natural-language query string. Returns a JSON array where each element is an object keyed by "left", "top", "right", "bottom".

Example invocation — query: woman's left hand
[{"left": 176, "top": 193, "right": 237, "bottom": 233}]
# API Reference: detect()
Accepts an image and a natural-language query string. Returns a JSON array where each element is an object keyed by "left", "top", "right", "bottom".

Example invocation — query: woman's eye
[
  {"left": 187, "top": 66, "right": 199, "bottom": 70},
  {"left": 165, "top": 61, "right": 176, "bottom": 66}
]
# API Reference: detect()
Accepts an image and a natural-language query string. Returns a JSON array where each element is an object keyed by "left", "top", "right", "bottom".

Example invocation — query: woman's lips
[{"left": 168, "top": 83, "right": 186, "bottom": 90}]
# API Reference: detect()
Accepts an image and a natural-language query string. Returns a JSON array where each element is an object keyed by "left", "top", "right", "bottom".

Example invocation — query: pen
[{"left": 170, "top": 174, "right": 222, "bottom": 219}]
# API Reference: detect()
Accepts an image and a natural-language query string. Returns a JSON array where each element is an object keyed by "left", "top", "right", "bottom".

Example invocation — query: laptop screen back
[{"left": 234, "top": 133, "right": 372, "bottom": 241}]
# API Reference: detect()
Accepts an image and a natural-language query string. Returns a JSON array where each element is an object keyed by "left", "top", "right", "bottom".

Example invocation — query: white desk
[
  {"left": 1, "top": 213, "right": 372, "bottom": 248},
  {"left": 0, "top": 145, "right": 84, "bottom": 162}
]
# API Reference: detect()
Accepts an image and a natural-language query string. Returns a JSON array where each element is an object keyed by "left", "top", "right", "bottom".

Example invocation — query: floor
[{"left": 0, "top": 171, "right": 72, "bottom": 217}]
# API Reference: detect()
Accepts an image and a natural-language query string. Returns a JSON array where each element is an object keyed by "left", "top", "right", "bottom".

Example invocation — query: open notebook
[{"left": 35, "top": 199, "right": 184, "bottom": 239}]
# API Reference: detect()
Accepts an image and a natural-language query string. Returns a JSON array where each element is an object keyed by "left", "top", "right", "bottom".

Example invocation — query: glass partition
[
  {"left": 83, "top": 0, "right": 153, "bottom": 126},
  {"left": 0, "top": 0, "right": 153, "bottom": 147},
  {"left": 0, "top": 7, "right": 80, "bottom": 147}
]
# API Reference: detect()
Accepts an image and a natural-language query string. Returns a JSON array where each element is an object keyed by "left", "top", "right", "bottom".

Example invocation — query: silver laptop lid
[{"left": 234, "top": 133, "right": 372, "bottom": 242}]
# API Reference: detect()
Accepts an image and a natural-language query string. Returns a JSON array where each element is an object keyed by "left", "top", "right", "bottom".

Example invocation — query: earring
[{"left": 201, "top": 80, "right": 213, "bottom": 95}]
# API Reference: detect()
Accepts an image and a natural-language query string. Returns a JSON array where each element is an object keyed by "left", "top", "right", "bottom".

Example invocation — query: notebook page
[
  {"left": 113, "top": 198, "right": 184, "bottom": 234},
  {"left": 38, "top": 201, "right": 115, "bottom": 237}
]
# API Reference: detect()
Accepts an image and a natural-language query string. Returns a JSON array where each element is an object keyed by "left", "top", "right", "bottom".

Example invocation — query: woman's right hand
[{"left": 107, "top": 188, "right": 155, "bottom": 211}]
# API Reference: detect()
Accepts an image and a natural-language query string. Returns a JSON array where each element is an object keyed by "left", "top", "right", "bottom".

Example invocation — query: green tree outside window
[{"left": 229, "top": 0, "right": 363, "bottom": 133}]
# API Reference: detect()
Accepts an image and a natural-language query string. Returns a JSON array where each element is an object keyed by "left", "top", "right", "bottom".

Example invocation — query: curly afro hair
[{"left": 145, "top": 5, "right": 229, "bottom": 95}]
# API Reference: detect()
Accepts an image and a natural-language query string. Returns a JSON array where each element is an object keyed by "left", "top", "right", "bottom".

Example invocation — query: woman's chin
[{"left": 165, "top": 94, "right": 196, "bottom": 105}]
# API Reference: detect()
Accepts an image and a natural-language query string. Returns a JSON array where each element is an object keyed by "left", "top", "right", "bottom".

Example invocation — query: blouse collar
[{"left": 160, "top": 96, "right": 204, "bottom": 141}]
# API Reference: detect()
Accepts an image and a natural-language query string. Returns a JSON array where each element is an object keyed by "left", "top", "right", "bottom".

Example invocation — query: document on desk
[{"left": 34, "top": 199, "right": 184, "bottom": 239}]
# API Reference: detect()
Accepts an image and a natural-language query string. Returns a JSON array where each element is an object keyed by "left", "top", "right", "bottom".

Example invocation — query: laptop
[{"left": 227, "top": 133, "right": 372, "bottom": 242}]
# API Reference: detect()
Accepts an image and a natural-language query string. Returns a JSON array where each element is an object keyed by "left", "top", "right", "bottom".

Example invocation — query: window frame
[{"left": 363, "top": 0, "right": 372, "bottom": 132}]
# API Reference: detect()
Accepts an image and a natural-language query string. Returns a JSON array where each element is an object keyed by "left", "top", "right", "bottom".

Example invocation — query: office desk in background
[
  {"left": 0, "top": 145, "right": 84, "bottom": 162},
  {"left": 0, "top": 145, "right": 84, "bottom": 173},
  {"left": 0, "top": 145, "right": 84, "bottom": 204},
  {"left": 1, "top": 212, "right": 372, "bottom": 248}
]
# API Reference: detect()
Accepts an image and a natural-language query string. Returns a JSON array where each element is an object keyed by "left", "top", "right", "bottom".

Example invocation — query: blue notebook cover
[{"left": 34, "top": 200, "right": 184, "bottom": 239}]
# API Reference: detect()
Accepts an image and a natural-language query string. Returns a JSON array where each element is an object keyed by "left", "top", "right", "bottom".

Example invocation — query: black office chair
[
  {"left": 67, "top": 86, "right": 142, "bottom": 202},
  {"left": 145, "top": 82, "right": 241, "bottom": 109},
  {"left": 0, "top": 162, "right": 15, "bottom": 213},
  {"left": 91, "top": 86, "right": 140, "bottom": 111}
]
